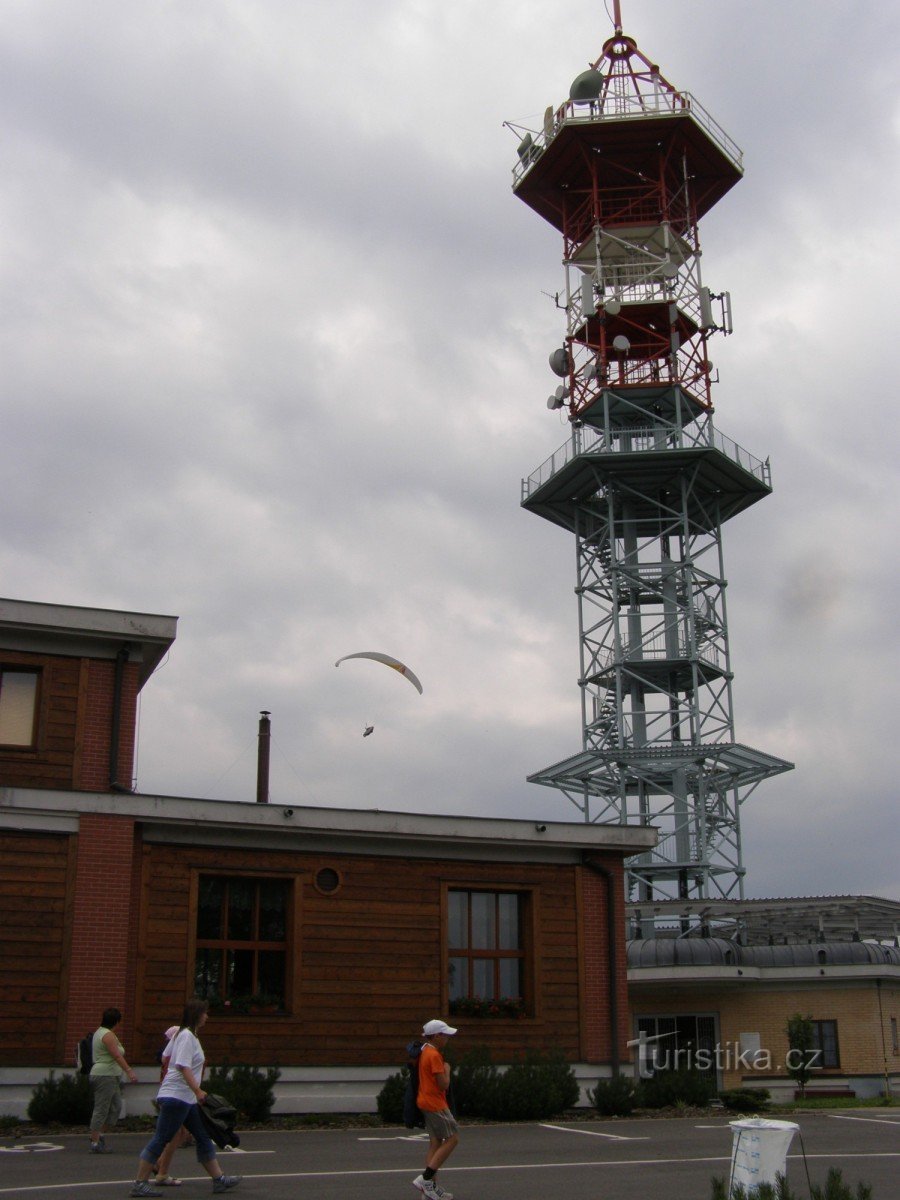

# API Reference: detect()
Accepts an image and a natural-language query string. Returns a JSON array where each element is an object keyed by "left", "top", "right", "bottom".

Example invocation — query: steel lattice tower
[{"left": 512, "top": 5, "right": 793, "bottom": 905}]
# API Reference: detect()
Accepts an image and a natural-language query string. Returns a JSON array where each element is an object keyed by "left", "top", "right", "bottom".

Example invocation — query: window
[
  {"left": 636, "top": 1014, "right": 718, "bottom": 1079},
  {"left": 810, "top": 1019, "right": 840, "bottom": 1069},
  {"left": 194, "top": 876, "right": 289, "bottom": 1012},
  {"left": 447, "top": 889, "right": 527, "bottom": 1017},
  {"left": 0, "top": 669, "right": 39, "bottom": 747}
]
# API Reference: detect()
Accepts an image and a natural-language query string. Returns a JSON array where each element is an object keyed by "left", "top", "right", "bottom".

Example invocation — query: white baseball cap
[{"left": 422, "top": 1019, "right": 457, "bottom": 1037}]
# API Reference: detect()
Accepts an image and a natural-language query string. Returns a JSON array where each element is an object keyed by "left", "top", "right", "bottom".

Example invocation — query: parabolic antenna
[
  {"left": 612, "top": 334, "right": 631, "bottom": 353},
  {"left": 549, "top": 346, "right": 570, "bottom": 377},
  {"left": 569, "top": 69, "right": 603, "bottom": 104}
]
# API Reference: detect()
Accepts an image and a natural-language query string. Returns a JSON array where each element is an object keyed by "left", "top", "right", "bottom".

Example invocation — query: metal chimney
[{"left": 256, "top": 710, "right": 271, "bottom": 804}]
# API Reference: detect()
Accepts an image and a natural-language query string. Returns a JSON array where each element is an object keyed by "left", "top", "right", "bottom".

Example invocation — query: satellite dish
[
  {"left": 547, "top": 394, "right": 565, "bottom": 410},
  {"left": 612, "top": 335, "right": 631, "bottom": 353},
  {"left": 583, "top": 362, "right": 599, "bottom": 379},
  {"left": 543, "top": 106, "right": 554, "bottom": 138},
  {"left": 660, "top": 261, "right": 679, "bottom": 279},
  {"left": 569, "top": 69, "right": 603, "bottom": 104},
  {"left": 549, "top": 346, "right": 570, "bottom": 377},
  {"left": 604, "top": 298, "right": 621, "bottom": 316},
  {"left": 517, "top": 133, "right": 535, "bottom": 162}
]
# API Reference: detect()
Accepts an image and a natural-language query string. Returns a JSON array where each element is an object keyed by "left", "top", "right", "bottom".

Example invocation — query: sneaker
[
  {"left": 434, "top": 1187, "right": 454, "bottom": 1199},
  {"left": 129, "top": 1185, "right": 163, "bottom": 1198},
  {"left": 90, "top": 1140, "right": 110, "bottom": 1154},
  {"left": 212, "top": 1177, "right": 242, "bottom": 1194},
  {"left": 413, "top": 1177, "right": 440, "bottom": 1199}
]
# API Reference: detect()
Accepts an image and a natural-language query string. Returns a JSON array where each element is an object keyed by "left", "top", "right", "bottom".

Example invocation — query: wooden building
[{"left": 0, "top": 597, "right": 656, "bottom": 1114}]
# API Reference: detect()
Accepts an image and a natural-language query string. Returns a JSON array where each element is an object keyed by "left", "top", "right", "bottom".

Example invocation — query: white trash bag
[{"left": 729, "top": 1118, "right": 799, "bottom": 1192}]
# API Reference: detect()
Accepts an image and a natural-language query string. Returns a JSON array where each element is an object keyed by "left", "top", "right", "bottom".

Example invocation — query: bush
[
  {"left": 496, "top": 1048, "right": 580, "bottom": 1121},
  {"left": 711, "top": 1168, "right": 873, "bottom": 1199},
  {"left": 637, "top": 1068, "right": 716, "bottom": 1109},
  {"left": 449, "top": 1044, "right": 501, "bottom": 1119},
  {"left": 27, "top": 1071, "right": 93, "bottom": 1125},
  {"left": 591, "top": 1073, "right": 637, "bottom": 1117},
  {"left": 375, "top": 1071, "right": 407, "bottom": 1124},
  {"left": 719, "top": 1087, "right": 770, "bottom": 1113},
  {"left": 0, "top": 1115, "right": 22, "bottom": 1131},
  {"left": 205, "top": 1062, "right": 280, "bottom": 1122}
]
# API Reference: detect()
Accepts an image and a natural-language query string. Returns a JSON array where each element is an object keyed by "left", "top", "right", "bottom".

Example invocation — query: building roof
[
  {"left": 627, "top": 894, "right": 900, "bottom": 945},
  {"left": 0, "top": 786, "right": 658, "bottom": 864},
  {"left": 0, "top": 597, "right": 177, "bottom": 687},
  {"left": 627, "top": 938, "right": 900, "bottom": 969}
]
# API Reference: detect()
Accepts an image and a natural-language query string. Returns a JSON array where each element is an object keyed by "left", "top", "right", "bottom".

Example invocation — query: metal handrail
[
  {"left": 522, "top": 422, "right": 770, "bottom": 500},
  {"left": 512, "top": 89, "right": 742, "bottom": 187}
]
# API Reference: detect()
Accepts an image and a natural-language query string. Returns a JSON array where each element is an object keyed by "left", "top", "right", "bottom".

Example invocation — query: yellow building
[{"left": 627, "top": 897, "right": 899, "bottom": 1100}]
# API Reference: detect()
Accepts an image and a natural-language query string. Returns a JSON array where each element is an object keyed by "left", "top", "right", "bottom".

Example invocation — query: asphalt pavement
[{"left": 1, "top": 1112, "right": 898, "bottom": 1200}]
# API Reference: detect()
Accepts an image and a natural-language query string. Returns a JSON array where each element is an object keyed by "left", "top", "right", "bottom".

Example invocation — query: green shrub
[
  {"left": 27, "top": 1071, "right": 93, "bottom": 1125},
  {"left": 496, "top": 1048, "right": 580, "bottom": 1121},
  {"left": 710, "top": 1168, "right": 873, "bottom": 1199},
  {"left": 0, "top": 1115, "right": 22, "bottom": 1131},
  {"left": 205, "top": 1062, "right": 280, "bottom": 1122},
  {"left": 719, "top": 1087, "right": 770, "bottom": 1113},
  {"left": 449, "top": 1044, "right": 501, "bottom": 1119},
  {"left": 591, "top": 1073, "right": 637, "bottom": 1117},
  {"left": 637, "top": 1067, "right": 715, "bottom": 1109},
  {"left": 375, "top": 1071, "right": 407, "bottom": 1124}
]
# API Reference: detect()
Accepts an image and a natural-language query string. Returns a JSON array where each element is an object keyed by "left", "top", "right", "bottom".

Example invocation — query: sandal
[{"left": 153, "top": 1178, "right": 183, "bottom": 1188}]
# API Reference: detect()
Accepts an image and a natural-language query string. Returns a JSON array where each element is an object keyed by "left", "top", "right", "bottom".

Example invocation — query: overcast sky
[{"left": 2, "top": 1, "right": 897, "bottom": 903}]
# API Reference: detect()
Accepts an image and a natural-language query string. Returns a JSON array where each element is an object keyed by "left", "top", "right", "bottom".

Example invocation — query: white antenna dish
[
  {"left": 660, "top": 261, "right": 678, "bottom": 279},
  {"left": 612, "top": 334, "right": 630, "bottom": 353},
  {"left": 549, "top": 346, "right": 570, "bottom": 377},
  {"left": 569, "top": 69, "right": 603, "bottom": 104},
  {"left": 604, "top": 298, "right": 621, "bottom": 316},
  {"left": 543, "top": 106, "right": 554, "bottom": 138},
  {"left": 517, "top": 133, "right": 535, "bottom": 162}
]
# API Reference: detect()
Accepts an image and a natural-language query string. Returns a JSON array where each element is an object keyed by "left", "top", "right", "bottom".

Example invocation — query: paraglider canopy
[{"left": 334, "top": 651, "right": 423, "bottom": 695}]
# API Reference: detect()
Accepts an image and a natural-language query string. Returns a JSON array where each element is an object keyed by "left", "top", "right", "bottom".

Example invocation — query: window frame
[
  {"left": 442, "top": 883, "right": 538, "bottom": 1019},
  {"left": 189, "top": 871, "right": 296, "bottom": 1015},
  {"left": 810, "top": 1019, "right": 840, "bottom": 1070},
  {"left": 0, "top": 666, "right": 41, "bottom": 749}
]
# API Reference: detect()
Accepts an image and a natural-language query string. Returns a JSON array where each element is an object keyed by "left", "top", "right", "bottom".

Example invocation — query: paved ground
[{"left": 1, "top": 1112, "right": 898, "bottom": 1199}]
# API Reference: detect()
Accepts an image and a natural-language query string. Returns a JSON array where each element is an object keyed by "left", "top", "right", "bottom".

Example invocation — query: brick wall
[
  {"left": 580, "top": 859, "right": 630, "bottom": 1065},
  {"left": 75, "top": 660, "right": 139, "bottom": 792},
  {"left": 64, "top": 813, "right": 139, "bottom": 1057}
]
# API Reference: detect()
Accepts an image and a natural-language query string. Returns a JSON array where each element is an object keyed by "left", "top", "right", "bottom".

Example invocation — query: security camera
[
  {"left": 283, "top": 808, "right": 294, "bottom": 818},
  {"left": 535, "top": 823, "right": 547, "bottom": 833}
]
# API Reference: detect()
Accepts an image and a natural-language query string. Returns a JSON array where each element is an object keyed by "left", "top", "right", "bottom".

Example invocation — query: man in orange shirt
[{"left": 413, "top": 1019, "right": 459, "bottom": 1200}]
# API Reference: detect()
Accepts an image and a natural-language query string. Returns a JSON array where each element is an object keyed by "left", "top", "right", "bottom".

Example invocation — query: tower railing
[
  {"left": 512, "top": 90, "right": 743, "bottom": 188},
  {"left": 522, "top": 421, "right": 770, "bottom": 500}
]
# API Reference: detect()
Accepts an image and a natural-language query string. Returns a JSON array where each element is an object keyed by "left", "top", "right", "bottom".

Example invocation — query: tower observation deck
[{"left": 512, "top": 5, "right": 793, "bottom": 904}]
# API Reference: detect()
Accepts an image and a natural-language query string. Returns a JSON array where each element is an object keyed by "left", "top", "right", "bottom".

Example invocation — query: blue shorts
[{"left": 139, "top": 1098, "right": 217, "bottom": 1165}]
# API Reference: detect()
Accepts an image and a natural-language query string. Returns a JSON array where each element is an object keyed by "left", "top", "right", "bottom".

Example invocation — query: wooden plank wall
[
  {"left": 0, "top": 830, "right": 74, "bottom": 1065},
  {"left": 135, "top": 842, "right": 587, "bottom": 1067},
  {"left": 0, "top": 651, "right": 81, "bottom": 790}
]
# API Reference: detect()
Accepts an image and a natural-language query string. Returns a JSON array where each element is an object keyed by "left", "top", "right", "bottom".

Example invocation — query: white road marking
[
  {"left": 0, "top": 1152, "right": 898, "bottom": 1193},
  {"left": 358, "top": 1133, "right": 429, "bottom": 1142},
  {"left": 540, "top": 1123, "right": 649, "bottom": 1141},
  {"left": 0, "top": 1142, "right": 64, "bottom": 1153},
  {"left": 827, "top": 1114, "right": 900, "bottom": 1127}
]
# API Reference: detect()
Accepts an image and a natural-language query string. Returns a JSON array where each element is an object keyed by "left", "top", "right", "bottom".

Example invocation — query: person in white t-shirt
[{"left": 128, "top": 999, "right": 241, "bottom": 1198}]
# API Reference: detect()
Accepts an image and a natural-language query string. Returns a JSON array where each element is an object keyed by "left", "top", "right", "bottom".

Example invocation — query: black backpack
[
  {"left": 76, "top": 1032, "right": 94, "bottom": 1075},
  {"left": 402, "top": 1039, "right": 425, "bottom": 1129}
]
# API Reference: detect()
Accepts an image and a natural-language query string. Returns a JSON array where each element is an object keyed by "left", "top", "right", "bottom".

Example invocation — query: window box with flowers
[{"left": 449, "top": 995, "right": 526, "bottom": 1019}]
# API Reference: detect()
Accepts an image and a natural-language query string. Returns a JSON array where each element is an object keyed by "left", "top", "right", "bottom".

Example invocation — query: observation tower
[{"left": 511, "top": 3, "right": 792, "bottom": 907}]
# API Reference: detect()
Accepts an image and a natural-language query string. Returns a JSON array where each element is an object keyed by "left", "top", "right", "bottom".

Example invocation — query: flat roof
[{"left": 0, "top": 597, "right": 177, "bottom": 686}]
